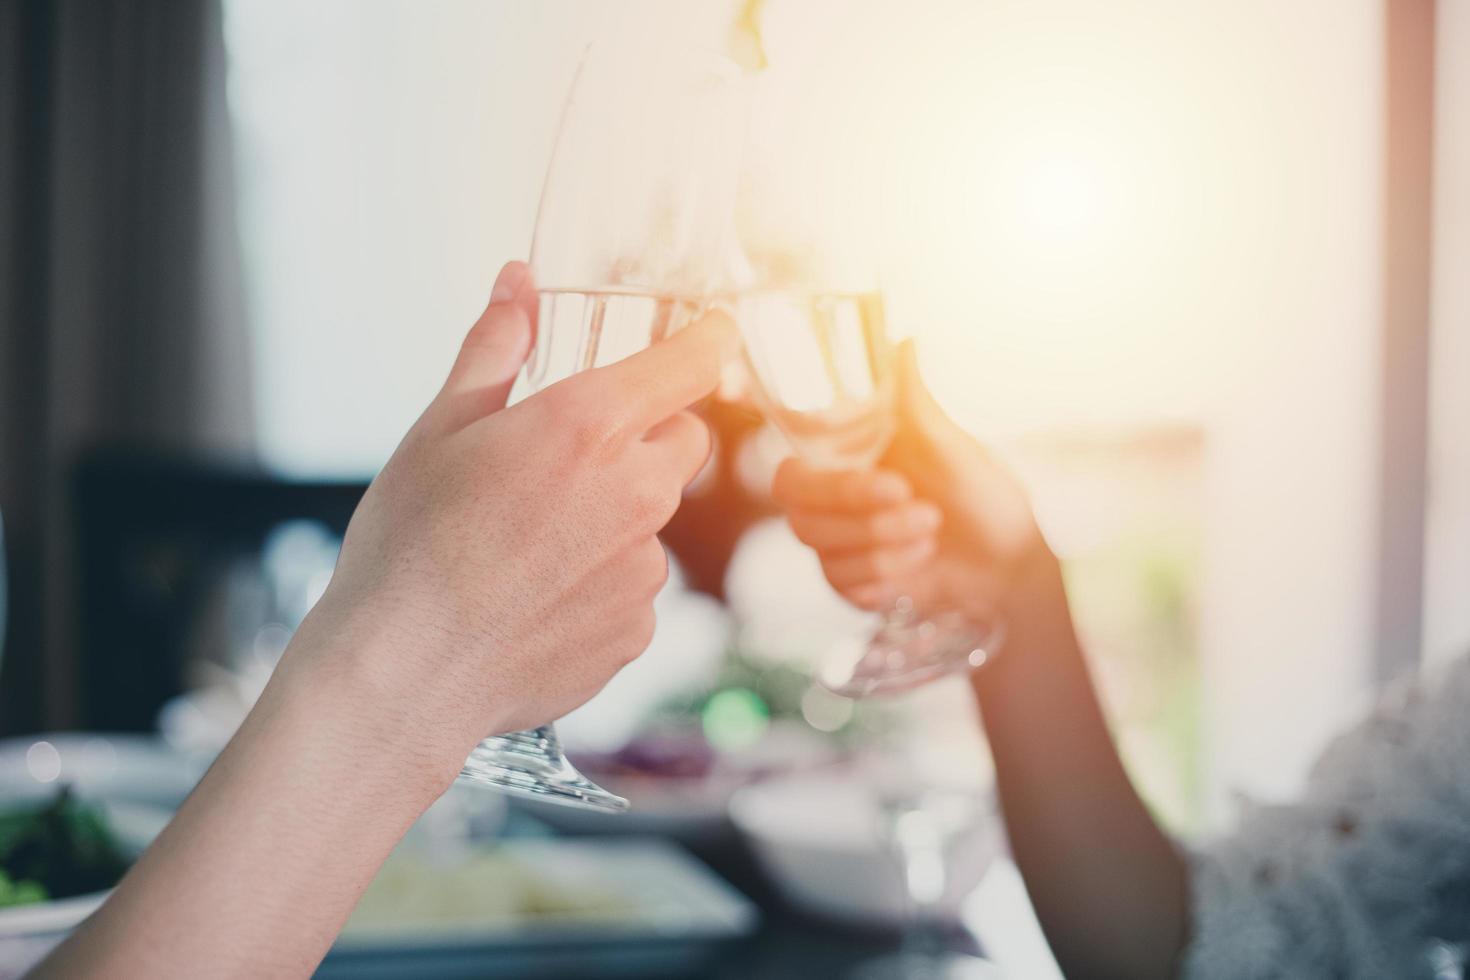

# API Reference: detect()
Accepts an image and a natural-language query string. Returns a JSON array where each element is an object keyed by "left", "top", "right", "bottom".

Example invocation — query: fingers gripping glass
[
  {"left": 730, "top": 56, "right": 1003, "bottom": 696},
  {"left": 455, "top": 43, "right": 746, "bottom": 812},
  {"left": 740, "top": 295, "right": 1004, "bottom": 698}
]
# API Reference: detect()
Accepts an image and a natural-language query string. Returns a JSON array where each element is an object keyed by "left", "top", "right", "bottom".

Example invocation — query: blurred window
[{"left": 1424, "top": 4, "right": 1470, "bottom": 673}]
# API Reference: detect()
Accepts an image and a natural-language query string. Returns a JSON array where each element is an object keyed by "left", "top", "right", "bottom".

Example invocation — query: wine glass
[
  {"left": 853, "top": 755, "right": 1000, "bottom": 980},
  {"left": 730, "top": 57, "right": 1003, "bottom": 697},
  {"left": 456, "top": 41, "right": 747, "bottom": 812},
  {"left": 738, "top": 285, "right": 1004, "bottom": 698}
]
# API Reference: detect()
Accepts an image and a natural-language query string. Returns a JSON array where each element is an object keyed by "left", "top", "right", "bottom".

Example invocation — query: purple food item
[{"left": 576, "top": 730, "right": 719, "bottom": 782}]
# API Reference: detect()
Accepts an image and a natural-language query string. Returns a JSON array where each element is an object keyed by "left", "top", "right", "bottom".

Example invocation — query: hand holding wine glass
[
  {"left": 36, "top": 265, "right": 739, "bottom": 979},
  {"left": 769, "top": 339, "right": 1049, "bottom": 689},
  {"left": 319, "top": 262, "right": 738, "bottom": 767},
  {"left": 450, "top": 40, "right": 747, "bottom": 810}
]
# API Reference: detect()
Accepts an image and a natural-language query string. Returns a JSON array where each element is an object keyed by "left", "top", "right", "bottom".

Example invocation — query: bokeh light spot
[
  {"left": 702, "top": 688, "right": 770, "bottom": 751},
  {"left": 26, "top": 741, "right": 62, "bottom": 783}
]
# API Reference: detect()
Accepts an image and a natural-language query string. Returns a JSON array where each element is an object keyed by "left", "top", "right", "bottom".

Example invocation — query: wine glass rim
[
  {"left": 576, "top": 36, "right": 746, "bottom": 84},
  {"left": 529, "top": 37, "right": 751, "bottom": 295}
]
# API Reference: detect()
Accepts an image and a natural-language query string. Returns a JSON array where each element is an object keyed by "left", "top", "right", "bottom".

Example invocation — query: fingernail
[{"left": 490, "top": 262, "right": 528, "bottom": 305}]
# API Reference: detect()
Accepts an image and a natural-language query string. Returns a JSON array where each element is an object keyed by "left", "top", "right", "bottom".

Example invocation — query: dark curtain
[{"left": 0, "top": 0, "right": 253, "bottom": 733}]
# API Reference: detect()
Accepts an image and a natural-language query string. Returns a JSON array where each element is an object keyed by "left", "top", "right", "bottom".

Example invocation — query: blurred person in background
[
  {"left": 32, "top": 263, "right": 740, "bottom": 979},
  {"left": 773, "top": 341, "right": 1470, "bottom": 979}
]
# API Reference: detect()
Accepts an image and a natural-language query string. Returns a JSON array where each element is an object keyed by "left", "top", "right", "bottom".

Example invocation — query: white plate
[
  {"left": 335, "top": 837, "right": 757, "bottom": 949},
  {"left": 321, "top": 838, "right": 758, "bottom": 979},
  {"left": 0, "top": 733, "right": 203, "bottom": 810},
  {"left": 522, "top": 722, "right": 844, "bottom": 838}
]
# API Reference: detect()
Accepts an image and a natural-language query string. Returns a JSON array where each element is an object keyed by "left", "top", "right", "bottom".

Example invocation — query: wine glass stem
[
  {"left": 900, "top": 848, "right": 948, "bottom": 957},
  {"left": 887, "top": 806, "right": 950, "bottom": 963}
]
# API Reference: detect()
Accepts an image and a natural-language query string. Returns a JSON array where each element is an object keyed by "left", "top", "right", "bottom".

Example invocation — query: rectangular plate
[{"left": 318, "top": 838, "right": 758, "bottom": 979}]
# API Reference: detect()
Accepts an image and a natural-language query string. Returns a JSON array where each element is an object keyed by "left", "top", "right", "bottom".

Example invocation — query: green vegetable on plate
[{"left": 0, "top": 786, "right": 130, "bottom": 908}]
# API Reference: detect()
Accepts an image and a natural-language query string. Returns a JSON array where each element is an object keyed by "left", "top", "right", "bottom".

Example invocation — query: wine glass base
[
  {"left": 822, "top": 611, "right": 1004, "bottom": 699},
  {"left": 457, "top": 759, "right": 630, "bottom": 812},
  {"left": 458, "top": 727, "right": 630, "bottom": 813}
]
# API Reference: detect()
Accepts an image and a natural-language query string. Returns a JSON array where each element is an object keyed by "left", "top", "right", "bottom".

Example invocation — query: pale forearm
[
  {"left": 972, "top": 551, "right": 1189, "bottom": 980},
  {"left": 30, "top": 267, "right": 733, "bottom": 979},
  {"left": 36, "top": 610, "right": 453, "bottom": 979}
]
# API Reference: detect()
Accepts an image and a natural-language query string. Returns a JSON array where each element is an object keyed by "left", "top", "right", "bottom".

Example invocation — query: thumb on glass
[{"left": 435, "top": 262, "right": 538, "bottom": 430}]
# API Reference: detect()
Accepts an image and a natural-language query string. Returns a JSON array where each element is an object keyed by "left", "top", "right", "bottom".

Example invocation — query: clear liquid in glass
[
  {"left": 736, "top": 291, "right": 895, "bottom": 470},
  {"left": 738, "top": 290, "right": 1004, "bottom": 698},
  {"left": 529, "top": 288, "right": 707, "bottom": 388}
]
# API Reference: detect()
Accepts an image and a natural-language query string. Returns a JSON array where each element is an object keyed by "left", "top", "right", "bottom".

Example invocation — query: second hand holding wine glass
[{"left": 739, "top": 289, "right": 1004, "bottom": 699}]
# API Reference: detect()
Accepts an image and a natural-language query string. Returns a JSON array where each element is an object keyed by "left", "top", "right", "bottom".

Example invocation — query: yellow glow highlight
[
  {"left": 745, "top": 0, "right": 1342, "bottom": 437},
  {"left": 1015, "top": 147, "right": 1107, "bottom": 245},
  {"left": 742, "top": 0, "right": 1384, "bottom": 808}
]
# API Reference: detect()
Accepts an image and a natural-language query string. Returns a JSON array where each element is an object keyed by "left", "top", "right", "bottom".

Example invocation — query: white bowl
[{"left": 729, "top": 771, "right": 1000, "bottom": 927}]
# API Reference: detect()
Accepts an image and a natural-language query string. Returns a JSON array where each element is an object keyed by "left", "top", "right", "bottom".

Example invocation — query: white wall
[
  {"left": 1196, "top": 2, "right": 1384, "bottom": 811},
  {"left": 224, "top": 0, "right": 736, "bottom": 477}
]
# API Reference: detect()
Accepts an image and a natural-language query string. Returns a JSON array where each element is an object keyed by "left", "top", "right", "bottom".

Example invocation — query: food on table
[{"left": 0, "top": 787, "right": 130, "bottom": 907}]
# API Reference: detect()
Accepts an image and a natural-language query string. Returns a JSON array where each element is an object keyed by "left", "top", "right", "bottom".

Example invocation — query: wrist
[
  {"left": 270, "top": 596, "right": 471, "bottom": 807},
  {"left": 1002, "top": 541, "right": 1067, "bottom": 620},
  {"left": 1002, "top": 524, "right": 1060, "bottom": 597},
  {"left": 970, "top": 544, "right": 1077, "bottom": 689},
  {"left": 938, "top": 453, "right": 1050, "bottom": 579}
]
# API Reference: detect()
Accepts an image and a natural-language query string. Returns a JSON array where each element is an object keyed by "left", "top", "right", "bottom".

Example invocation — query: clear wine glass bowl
[
  {"left": 739, "top": 290, "right": 1002, "bottom": 699},
  {"left": 455, "top": 41, "right": 747, "bottom": 812},
  {"left": 731, "top": 155, "right": 1003, "bottom": 698}
]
